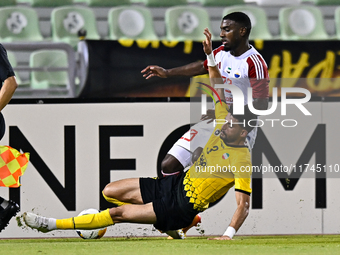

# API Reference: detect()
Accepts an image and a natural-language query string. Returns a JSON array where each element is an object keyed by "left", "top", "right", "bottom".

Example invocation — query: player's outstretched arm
[
  {"left": 141, "top": 61, "right": 207, "bottom": 80},
  {"left": 208, "top": 191, "right": 250, "bottom": 240},
  {"left": 202, "top": 28, "right": 225, "bottom": 103},
  {"left": 0, "top": 76, "right": 17, "bottom": 112}
]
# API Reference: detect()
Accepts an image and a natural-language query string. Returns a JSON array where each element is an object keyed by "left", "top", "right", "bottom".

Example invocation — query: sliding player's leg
[
  {"left": 23, "top": 177, "right": 151, "bottom": 232},
  {"left": 102, "top": 178, "right": 143, "bottom": 206},
  {"left": 23, "top": 174, "right": 189, "bottom": 234},
  {"left": 23, "top": 203, "right": 157, "bottom": 233}
]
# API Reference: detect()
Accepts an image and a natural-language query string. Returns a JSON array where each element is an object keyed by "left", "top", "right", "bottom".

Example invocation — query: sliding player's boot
[
  {"left": 182, "top": 214, "right": 201, "bottom": 235},
  {"left": 167, "top": 214, "right": 201, "bottom": 239},
  {"left": 165, "top": 229, "right": 185, "bottom": 239},
  {"left": 23, "top": 212, "right": 55, "bottom": 233}
]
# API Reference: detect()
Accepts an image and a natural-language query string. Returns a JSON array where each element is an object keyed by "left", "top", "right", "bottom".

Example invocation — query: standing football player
[{"left": 141, "top": 12, "right": 269, "bottom": 178}]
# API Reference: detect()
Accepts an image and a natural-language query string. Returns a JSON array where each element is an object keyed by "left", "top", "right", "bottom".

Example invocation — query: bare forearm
[
  {"left": 0, "top": 76, "right": 18, "bottom": 112},
  {"left": 229, "top": 205, "right": 249, "bottom": 231},
  {"left": 167, "top": 61, "right": 207, "bottom": 77},
  {"left": 209, "top": 193, "right": 250, "bottom": 241},
  {"left": 208, "top": 66, "right": 225, "bottom": 102},
  {"left": 202, "top": 28, "right": 225, "bottom": 102}
]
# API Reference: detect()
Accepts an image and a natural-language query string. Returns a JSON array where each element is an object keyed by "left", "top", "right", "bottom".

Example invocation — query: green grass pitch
[{"left": 0, "top": 235, "right": 339, "bottom": 255}]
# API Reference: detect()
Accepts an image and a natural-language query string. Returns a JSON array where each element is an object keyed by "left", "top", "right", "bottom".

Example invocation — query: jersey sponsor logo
[
  {"left": 214, "top": 129, "right": 221, "bottom": 136},
  {"left": 197, "top": 153, "right": 207, "bottom": 167},
  {"left": 234, "top": 70, "right": 241, "bottom": 78},
  {"left": 222, "top": 153, "right": 230, "bottom": 159}
]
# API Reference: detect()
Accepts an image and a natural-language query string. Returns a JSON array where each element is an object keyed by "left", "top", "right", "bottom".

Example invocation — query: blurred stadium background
[{"left": 2, "top": 0, "right": 340, "bottom": 98}]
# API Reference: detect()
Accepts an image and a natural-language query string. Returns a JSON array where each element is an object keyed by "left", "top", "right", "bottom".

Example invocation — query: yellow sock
[
  {"left": 102, "top": 192, "right": 131, "bottom": 206},
  {"left": 56, "top": 209, "right": 114, "bottom": 230}
]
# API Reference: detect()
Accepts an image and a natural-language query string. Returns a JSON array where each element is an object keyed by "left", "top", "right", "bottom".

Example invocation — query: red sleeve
[
  {"left": 247, "top": 54, "right": 269, "bottom": 98},
  {"left": 203, "top": 45, "right": 224, "bottom": 70}
]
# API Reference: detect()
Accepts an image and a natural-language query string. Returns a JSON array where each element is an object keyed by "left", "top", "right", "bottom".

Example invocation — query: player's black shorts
[
  {"left": 0, "top": 112, "right": 5, "bottom": 141},
  {"left": 139, "top": 173, "right": 199, "bottom": 232}
]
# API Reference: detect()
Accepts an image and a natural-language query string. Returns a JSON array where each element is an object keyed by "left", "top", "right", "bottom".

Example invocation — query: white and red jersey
[
  {"left": 204, "top": 45, "right": 269, "bottom": 107},
  {"left": 169, "top": 46, "right": 269, "bottom": 166}
]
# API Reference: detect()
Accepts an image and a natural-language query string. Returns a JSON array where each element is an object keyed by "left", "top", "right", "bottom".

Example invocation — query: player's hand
[
  {"left": 200, "top": 109, "right": 215, "bottom": 123},
  {"left": 202, "top": 28, "right": 213, "bottom": 55},
  {"left": 207, "top": 236, "right": 233, "bottom": 240},
  {"left": 141, "top": 65, "right": 168, "bottom": 79}
]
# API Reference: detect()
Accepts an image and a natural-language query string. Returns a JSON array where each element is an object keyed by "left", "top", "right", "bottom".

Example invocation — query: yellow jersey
[{"left": 183, "top": 101, "right": 252, "bottom": 212}]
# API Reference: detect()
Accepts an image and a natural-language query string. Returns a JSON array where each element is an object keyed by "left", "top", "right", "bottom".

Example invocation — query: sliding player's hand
[
  {"left": 207, "top": 236, "right": 233, "bottom": 240},
  {"left": 141, "top": 65, "right": 168, "bottom": 79},
  {"left": 202, "top": 28, "right": 213, "bottom": 55},
  {"left": 200, "top": 109, "right": 215, "bottom": 123}
]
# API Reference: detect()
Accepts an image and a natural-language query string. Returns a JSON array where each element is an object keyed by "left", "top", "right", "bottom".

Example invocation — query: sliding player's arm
[
  {"left": 208, "top": 157, "right": 252, "bottom": 241},
  {"left": 202, "top": 28, "right": 225, "bottom": 103},
  {"left": 230, "top": 191, "right": 250, "bottom": 231},
  {"left": 208, "top": 191, "right": 250, "bottom": 241}
]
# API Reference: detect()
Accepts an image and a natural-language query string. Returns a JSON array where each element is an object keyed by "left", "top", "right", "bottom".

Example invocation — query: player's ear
[
  {"left": 240, "top": 129, "right": 248, "bottom": 138},
  {"left": 240, "top": 27, "right": 247, "bottom": 37}
]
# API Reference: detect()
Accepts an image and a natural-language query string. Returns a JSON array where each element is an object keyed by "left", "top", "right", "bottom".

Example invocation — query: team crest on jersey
[
  {"left": 197, "top": 153, "right": 207, "bottom": 167},
  {"left": 214, "top": 129, "right": 221, "bottom": 136},
  {"left": 222, "top": 153, "right": 230, "bottom": 159},
  {"left": 234, "top": 70, "right": 241, "bottom": 78},
  {"left": 225, "top": 67, "right": 231, "bottom": 74}
]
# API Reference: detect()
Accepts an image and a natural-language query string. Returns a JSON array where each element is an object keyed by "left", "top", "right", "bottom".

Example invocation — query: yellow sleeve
[
  {"left": 233, "top": 160, "right": 252, "bottom": 195},
  {"left": 215, "top": 101, "right": 229, "bottom": 120}
]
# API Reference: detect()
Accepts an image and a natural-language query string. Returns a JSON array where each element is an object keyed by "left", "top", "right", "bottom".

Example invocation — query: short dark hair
[
  {"left": 229, "top": 104, "right": 257, "bottom": 133},
  {"left": 222, "top": 12, "right": 251, "bottom": 37}
]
